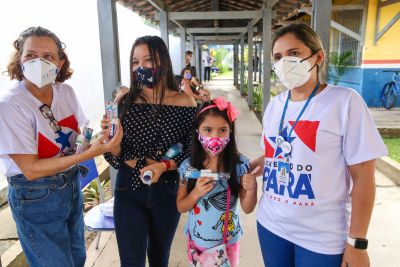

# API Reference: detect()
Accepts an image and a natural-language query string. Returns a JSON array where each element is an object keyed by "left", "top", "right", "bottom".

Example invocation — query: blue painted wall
[{"left": 328, "top": 66, "right": 400, "bottom": 107}]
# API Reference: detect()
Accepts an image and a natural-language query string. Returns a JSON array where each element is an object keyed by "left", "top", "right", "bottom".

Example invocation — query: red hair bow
[{"left": 199, "top": 96, "right": 240, "bottom": 122}]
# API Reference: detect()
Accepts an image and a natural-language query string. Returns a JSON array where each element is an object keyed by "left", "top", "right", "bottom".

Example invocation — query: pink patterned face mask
[{"left": 198, "top": 133, "right": 230, "bottom": 155}]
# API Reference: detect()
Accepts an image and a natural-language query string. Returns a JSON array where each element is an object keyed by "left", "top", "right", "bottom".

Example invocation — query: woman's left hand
[
  {"left": 341, "top": 244, "right": 370, "bottom": 267},
  {"left": 140, "top": 162, "right": 168, "bottom": 184}
]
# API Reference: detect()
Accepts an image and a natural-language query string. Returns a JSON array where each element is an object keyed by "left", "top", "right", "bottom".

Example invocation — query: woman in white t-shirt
[
  {"left": 249, "top": 23, "right": 387, "bottom": 267},
  {"left": 0, "top": 26, "right": 121, "bottom": 267}
]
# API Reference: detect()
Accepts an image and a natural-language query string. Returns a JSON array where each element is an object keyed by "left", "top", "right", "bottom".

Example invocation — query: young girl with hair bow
[{"left": 177, "top": 97, "right": 259, "bottom": 267}]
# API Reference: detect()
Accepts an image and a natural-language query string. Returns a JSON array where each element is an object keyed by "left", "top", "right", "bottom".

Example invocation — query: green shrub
[
  {"left": 83, "top": 179, "right": 111, "bottom": 209},
  {"left": 242, "top": 82, "right": 248, "bottom": 96},
  {"left": 329, "top": 50, "right": 353, "bottom": 85},
  {"left": 253, "top": 84, "right": 263, "bottom": 113}
]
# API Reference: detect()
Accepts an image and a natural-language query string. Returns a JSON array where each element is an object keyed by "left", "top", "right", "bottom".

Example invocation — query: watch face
[{"left": 354, "top": 238, "right": 368, "bottom": 249}]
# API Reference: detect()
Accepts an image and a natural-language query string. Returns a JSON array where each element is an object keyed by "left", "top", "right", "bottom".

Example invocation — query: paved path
[
  {"left": 369, "top": 109, "right": 400, "bottom": 128},
  {"left": 85, "top": 79, "right": 400, "bottom": 267}
]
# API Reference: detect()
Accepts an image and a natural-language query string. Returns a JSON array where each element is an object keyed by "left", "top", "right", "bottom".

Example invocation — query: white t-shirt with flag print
[
  {"left": 0, "top": 81, "right": 87, "bottom": 177},
  {"left": 257, "top": 84, "right": 387, "bottom": 255}
]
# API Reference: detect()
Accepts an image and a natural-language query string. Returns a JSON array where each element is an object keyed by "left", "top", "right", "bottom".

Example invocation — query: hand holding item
[
  {"left": 241, "top": 166, "right": 260, "bottom": 192},
  {"left": 193, "top": 177, "right": 215, "bottom": 198}
]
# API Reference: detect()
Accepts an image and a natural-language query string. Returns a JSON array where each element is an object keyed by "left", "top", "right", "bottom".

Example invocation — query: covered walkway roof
[
  {"left": 97, "top": 0, "right": 352, "bottom": 114},
  {"left": 118, "top": 0, "right": 311, "bottom": 38}
]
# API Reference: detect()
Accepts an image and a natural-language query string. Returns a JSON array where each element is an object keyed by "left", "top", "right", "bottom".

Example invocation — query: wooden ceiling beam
[
  {"left": 172, "top": 0, "right": 209, "bottom": 11},
  {"left": 220, "top": 3, "right": 245, "bottom": 11},
  {"left": 189, "top": 3, "right": 213, "bottom": 12},
  {"left": 221, "top": 0, "right": 259, "bottom": 10}
]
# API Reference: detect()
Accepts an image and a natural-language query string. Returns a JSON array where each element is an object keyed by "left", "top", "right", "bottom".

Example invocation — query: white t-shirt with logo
[
  {"left": 0, "top": 81, "right": 87, "bottom": 177},
  {"left": 257, "top": 84, "right": 387, "bottom": 255}
]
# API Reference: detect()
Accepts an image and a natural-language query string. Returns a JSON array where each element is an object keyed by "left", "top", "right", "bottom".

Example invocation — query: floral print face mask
[
  {"left": 198, "top": 133, "right": 230, "bottom": 155},
  {"left": 134, "top": 66, "right": 162, "bottom": 89}
]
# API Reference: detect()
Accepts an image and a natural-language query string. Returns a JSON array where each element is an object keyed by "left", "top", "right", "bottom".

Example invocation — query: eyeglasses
[{"left": 39, "top": 104, "right": 62, "bottom": 133}]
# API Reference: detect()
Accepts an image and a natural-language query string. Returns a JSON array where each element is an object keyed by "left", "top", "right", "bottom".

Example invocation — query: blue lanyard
[{"left": 279, "top": 82, "right": 320, "bottom": 138}]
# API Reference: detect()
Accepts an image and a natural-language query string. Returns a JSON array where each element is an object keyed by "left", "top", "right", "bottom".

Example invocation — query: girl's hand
[
  {"left": 140, "top": 162, "right": 168, "bottom": 184},
  {"left": 241, "top": 166, "right": 260, "bottom": 192},
  {"left": 193, "top": 177, "right": 215, "bottom": 198}
]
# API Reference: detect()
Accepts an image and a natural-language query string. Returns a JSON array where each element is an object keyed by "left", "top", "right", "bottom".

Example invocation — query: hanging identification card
[{"left": 277, "top": 159, "right": 290, "bottom": 186}]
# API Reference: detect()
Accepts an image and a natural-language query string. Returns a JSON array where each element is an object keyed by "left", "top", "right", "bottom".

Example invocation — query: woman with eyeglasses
[
  {"left": 101, "top": 35, "right": 197, "bottom": 267},
  {"left": 0, "top": 26, "right": 121, "bottom": 267},
  {"left": 249, "top": 23, "right": 387, "bottom": 267}
]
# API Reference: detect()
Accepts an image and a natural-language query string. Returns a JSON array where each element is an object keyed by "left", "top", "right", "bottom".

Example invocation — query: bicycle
[{"left": 381, "top": 70, "right": 400, "bottom": 110}]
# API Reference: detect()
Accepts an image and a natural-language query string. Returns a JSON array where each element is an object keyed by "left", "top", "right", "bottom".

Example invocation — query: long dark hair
[
  {"left": 120, "top": 35, "right": 179, "bottom": 117},
  {"left": 187, "top": 101, "right": 240, "bottom": 197},
  {"left": 6, "top": 26, "right": 73, "bottom": 82}
]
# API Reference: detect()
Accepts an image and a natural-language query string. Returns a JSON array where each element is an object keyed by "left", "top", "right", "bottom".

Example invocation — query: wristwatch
[{"left": 347, "top": 237, "right": 368, "bottom": 249}]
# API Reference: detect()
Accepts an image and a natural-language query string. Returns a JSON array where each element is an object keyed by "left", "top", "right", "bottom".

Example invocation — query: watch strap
[{"left": 347, "top": 237, "right": 368, "bottom": 249}]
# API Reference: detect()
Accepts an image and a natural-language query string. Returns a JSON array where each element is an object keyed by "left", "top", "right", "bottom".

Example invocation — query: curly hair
[{"left": 6, "top": 26, "right": 73, "bottom": 82}]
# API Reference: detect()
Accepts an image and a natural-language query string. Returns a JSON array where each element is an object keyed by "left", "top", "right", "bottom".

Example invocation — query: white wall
[{"left": 0, "top": 0, "right": 182, "bottom": 133}]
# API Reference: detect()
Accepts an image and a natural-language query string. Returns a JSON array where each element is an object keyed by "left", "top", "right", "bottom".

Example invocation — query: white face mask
[
  {"left": 22, "top": 58, "right": 59, "bottom": 88},
  {"left": 273, "top": 55, "right": 315, "bottom": 89}
]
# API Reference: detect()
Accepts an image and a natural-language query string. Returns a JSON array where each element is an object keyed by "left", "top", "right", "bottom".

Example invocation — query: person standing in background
[{"left": 202, "top": 51, "right": 214, "bottom": 82}]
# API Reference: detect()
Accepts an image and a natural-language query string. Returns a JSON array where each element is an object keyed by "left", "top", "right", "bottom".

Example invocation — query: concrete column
[
  {"left": 233, "top": 44, "right": 239, "bottom": 86},
  {"left": 159, "top": 10, "right": 169, "bottom": 49},
  {"left": 259, "top": 43, "right": 262, "bottom": 83},
  {"left": 240, "top": 35, "right": 245, "bottom": 94},
  {"left": 97, "top": 0, "right": 120, "bottom": 101},
  {"left": 195, "top": 43, "right": 201, "bottom": 82},
  {"left": 254, "top": 44, "right": 258, "bottom": 82},
  {"left": 247, "top": 26, "right": 254, "bottom": 108},
  {"left": 97, "top": 0, "right": 120, "bottom": 193},
  {"left": 312, "top": 0, "right": 332, "bottom": 81},
  {"left": 262, "top": 8, "right": 272, "bottom": 113},
  {"left": 190, "top": 36, "right": 195, "bottom": 53},
  {"left": 180, "top": 28, "right": 186, "bottom": 71}
]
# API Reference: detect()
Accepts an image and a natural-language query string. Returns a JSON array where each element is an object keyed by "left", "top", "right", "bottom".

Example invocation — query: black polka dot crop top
[{"left": 104, "top": 103, "right": 197, "bottom": 189}]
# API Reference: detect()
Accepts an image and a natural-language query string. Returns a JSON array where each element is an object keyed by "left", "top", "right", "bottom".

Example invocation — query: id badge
[{"left": 277, "top": 159, "right": 290, "bottom": 186}]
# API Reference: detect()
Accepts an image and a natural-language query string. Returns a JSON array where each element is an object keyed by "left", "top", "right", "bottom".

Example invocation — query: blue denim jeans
[
  {"left": 257, "top": 222, "right": 343, "bottom": 267},
  {"left": 7, "top": 165, "right": 86, "bottom": 267},
  {"left": 114, "top": 162, "right": 181, "bottom": 267}
]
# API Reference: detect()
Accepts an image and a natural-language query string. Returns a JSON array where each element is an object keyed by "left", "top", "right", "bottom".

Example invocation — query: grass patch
[
  {"left": 383, "top": 137, "right": 400, "bottom": 162},
  {"left": 217, "top": 71, "right": 233, "bottom": 78}
]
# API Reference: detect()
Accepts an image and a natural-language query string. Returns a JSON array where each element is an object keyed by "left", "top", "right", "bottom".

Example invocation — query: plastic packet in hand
[
  {"left": 75, "top": 124, "right": 93, "bottom": 154},
  {"left": 184, "top": 165, "right": 230, "bottom": 181}
]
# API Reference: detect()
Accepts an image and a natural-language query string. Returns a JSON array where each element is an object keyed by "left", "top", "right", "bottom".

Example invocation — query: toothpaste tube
[
  {"left": 105, "top": 101, "right": 118, "bottom": 139},
  {"left": 141, "top": 170, "right": 153, "bottom": 185}
]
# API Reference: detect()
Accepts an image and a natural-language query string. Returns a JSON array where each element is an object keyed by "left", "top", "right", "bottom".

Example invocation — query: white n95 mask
[
  {"left": 22, "top": 58, "right": 59, "bottom": 88},
  {"left": 273, "top": 55, "right": 315, "bottom": 89}
]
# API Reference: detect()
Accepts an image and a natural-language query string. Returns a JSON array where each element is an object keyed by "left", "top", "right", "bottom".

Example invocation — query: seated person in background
[
  {"left": 185, "top": 51, "right": 205, "bottom": 90},
  {"left": 180, "top": 67, "right": 210, "bottom": 102}
]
